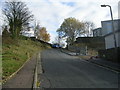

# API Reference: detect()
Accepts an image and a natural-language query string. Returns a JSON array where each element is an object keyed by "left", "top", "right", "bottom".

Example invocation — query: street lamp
[{"left": 101, "top": 4, "right": 117, "bottom": 51}]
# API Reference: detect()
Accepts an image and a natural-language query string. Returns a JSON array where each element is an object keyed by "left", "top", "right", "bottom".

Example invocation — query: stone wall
[{"left": 98, "top": 47, "right": 119, "bottom": 63}]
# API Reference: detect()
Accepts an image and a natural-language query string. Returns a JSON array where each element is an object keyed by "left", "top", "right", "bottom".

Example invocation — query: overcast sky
[{"left": 0, "top": 0, "right": 119, "bottom": 43}]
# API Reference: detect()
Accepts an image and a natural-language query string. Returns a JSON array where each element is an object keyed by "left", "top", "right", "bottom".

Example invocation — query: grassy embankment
[{"left": 2, "top": 36, "right": 50, "bottom": 81}]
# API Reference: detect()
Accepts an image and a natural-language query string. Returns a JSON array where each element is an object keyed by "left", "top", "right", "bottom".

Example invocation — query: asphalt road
[{"left": 40, "top": 49, "right": 119, "bottom": 88}]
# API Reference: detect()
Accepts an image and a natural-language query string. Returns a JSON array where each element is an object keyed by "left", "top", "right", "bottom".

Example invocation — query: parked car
[
  {"left": 52, "top": 44, "right": 61, "bottom": 48},
  {"left": 52, "top": 44, "right": 59, "bottom": 48}
]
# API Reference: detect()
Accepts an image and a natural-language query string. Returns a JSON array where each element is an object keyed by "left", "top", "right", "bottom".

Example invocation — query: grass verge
[{"left": 2, "top": 36, "right": 50, "bottom": 81}]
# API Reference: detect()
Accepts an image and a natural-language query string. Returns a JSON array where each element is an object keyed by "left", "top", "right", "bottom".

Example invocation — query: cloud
[
  {"left": 60, "top": 2, "right": 76, "bottom": 7},
  {"left": 118, "top": 1, "right": 120, "bottom": 19},
  {"left": 0, "top": 0, "right": 119, "bottom": 42}
]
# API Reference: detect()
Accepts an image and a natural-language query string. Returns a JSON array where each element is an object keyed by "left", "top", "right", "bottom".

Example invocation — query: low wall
[
  {"left": 98, "top": 47, "right": 119, "bottom": 63},
  {"left": 68, "top": 37, "right": 105, "bottom": 55}
]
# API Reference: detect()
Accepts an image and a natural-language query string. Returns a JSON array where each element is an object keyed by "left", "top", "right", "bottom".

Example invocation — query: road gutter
[
  {"left": 89, "top": 60, "right": 120, "bottom": 73},
  {"left": 32, "top": 52, "right": 43, "bottom": 89},
  {"left": 80, "top": 58, "right": 120, "bottom": 73},
  {"left": 32, "top": 55, "right": 38, "bottom": 89}
]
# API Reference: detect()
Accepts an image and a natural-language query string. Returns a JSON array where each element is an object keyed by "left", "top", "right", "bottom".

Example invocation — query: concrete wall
[
  {"left": 68, "top": 37, "right": 105, "bottom": 55},
  {"left": 105, "top": 32, "right": 120, "bottom": 49},
  {"left": 98, "top": 47, "right": 119, "bottom": 63},
  {"left": 105, "top": 35, "right": 114, "bottom": 49},
  {"left": 101, "top": 19, "right": 120, "bottom": 49}
]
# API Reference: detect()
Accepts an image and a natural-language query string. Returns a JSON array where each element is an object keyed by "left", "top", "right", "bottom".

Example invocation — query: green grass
[{"left": 2, "top": 36, "right": 50, "bottom": 80}]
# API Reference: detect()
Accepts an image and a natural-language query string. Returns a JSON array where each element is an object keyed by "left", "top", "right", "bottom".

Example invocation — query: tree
[
  {"left": 56, "top": 30, "right": 63, "bottom": 46},
  {"left": 2, "top": 0, "right": 33, "bottom": 38},
  {"left": 2, "top": 26, "right": 10, "bottom": 37},
  {"left": 33, "top": 21, "right": 41, "bottom": 38},
  {"left": 38, "top": 27, "right": 50, "bottom": 42},
  {"left": 53, "top": 35, "right": 62, "bottom": 46},
  {"left": 82, "top": 21, "right": 95, "bottom": 37},
  {"left": 52, "top": 35, "right": 65, "bottom": 48},
  {"left": 57, "top": 17, "right": 84, "bottom": 45}
]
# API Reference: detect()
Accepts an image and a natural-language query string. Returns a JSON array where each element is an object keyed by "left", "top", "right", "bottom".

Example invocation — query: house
[
  {"left": 93, "top": 28, "right": 102, "bottom": 37},
  {"left": 101, "top": 19, "right": 120, "bottom": 49},
  {"left": 98, "top": 19, "right": 120, "bottom": 62},
  {"left": 21, "top": 27, "right": 35, "bottom": 37}
]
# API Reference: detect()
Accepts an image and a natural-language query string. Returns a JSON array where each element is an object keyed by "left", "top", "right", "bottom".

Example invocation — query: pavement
[
  {"left": 2, "top": 52, "right": 42, "bottom": 89},
  {"left": 89, "top": 58, "right": 120, "bottom": 72},
  {"left": 61, "top": 49, "right": 77, "bottom": 56},
  {"left": 40, "top": 49, "right": 119, "bottom": 88},
  {"left": 61, "top": 49, "right": 120, "bottom": 73}
]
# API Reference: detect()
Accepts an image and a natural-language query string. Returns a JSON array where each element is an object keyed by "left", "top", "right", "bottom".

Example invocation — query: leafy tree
[
  {"left": 57, "top": 17, "right": 84, "bottom": 45},
  {"left": 38, "top": 27, "right": 50, "bottom": 42},
  {"left": 2, "top": 0, "right": 33, "bottom": 38}
]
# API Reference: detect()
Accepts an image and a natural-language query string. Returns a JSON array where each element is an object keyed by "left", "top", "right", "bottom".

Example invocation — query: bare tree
[
  {"left": 2, "top": 0, "right": 33, "bottom": 38},
  {"left": 33, "top": 21, "right": 41, "bottom": 39},
  {"left": 83, "top": 21, "right": 95, "bottom": 37}
]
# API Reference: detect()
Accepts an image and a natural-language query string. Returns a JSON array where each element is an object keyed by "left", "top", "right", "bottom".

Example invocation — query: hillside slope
[{"left": 2, "top": 36, "right": 50, "bottom": 81}]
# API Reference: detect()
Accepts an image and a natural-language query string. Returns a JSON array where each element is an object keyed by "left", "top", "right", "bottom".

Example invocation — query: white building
[
  {"left": 21, "top": 27, "right": 35, "bottom": 37},
  {"left": 93, "top": 28, "right": 102, "bottom": 37},
  {"left": 101, "top": 19, "right": 120, "bottom": 49}
]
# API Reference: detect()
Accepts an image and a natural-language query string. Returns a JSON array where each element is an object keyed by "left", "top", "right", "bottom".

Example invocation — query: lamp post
[{"left": 101, "top": 5, "right": 117, "bottom": 52}]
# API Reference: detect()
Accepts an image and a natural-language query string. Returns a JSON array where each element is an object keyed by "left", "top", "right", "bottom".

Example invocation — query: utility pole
[{"left": 101, "top": 5, "right": 118, "bottom": 60}]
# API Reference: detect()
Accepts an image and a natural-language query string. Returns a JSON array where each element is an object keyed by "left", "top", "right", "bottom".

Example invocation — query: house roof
[{"left": 92, "top": 27, "right": 102, "bottom": 31}]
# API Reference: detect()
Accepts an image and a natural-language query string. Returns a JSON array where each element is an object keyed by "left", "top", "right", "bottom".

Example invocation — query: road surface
[{"left": 40, "top": 49, "right": 119, "bottom": 88}]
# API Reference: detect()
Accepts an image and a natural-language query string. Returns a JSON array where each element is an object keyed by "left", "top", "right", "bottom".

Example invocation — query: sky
[{"left": 0, "top": 0, "right": 119, "bottom": 43}]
